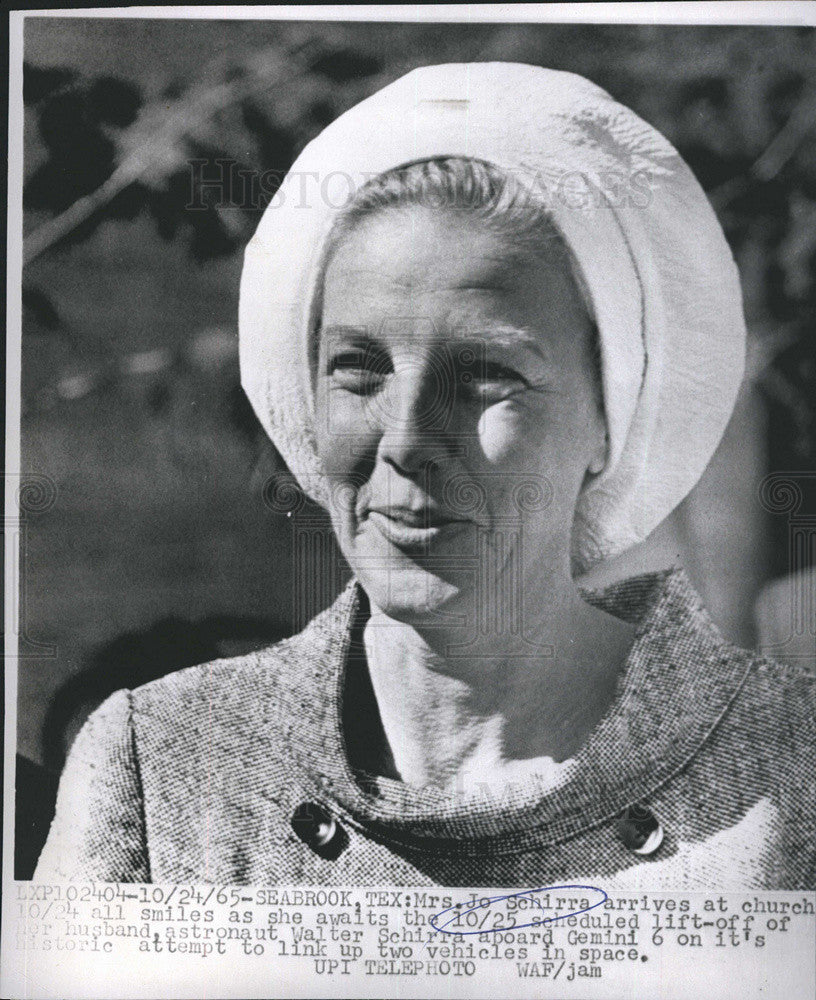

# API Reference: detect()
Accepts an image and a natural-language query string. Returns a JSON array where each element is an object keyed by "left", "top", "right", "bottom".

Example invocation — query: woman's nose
[{"left": 373, "top": 357, "right": 457, "bottom": 474}]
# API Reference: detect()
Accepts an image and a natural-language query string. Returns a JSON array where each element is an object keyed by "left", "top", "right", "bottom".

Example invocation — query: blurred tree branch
[
  {"left": 20, "top": 25, "right": 816, "bottom": 467},
  {"left": 709, "top": 86, "right": 816, "bottom": 211},
  {"left": 23, "top": 39, "right": 322, "bottom": 266}
]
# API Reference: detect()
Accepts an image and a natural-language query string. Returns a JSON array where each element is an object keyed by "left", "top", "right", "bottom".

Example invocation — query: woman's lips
[{"left": 366, "top": 509, "right": 467, "bottom": 549}]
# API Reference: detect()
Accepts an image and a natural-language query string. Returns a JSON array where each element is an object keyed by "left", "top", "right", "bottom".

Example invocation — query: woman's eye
[
  {"left": 329, "top": 350, "right": 365, "bottom": 372},
  {"left": 327, "top": 350, "right": 391, "bottom": 392},
  {"left": 464, "top": 362, "right": 529, "bottom": 395},
  {"left": 482, "top": 362, "right": 525, "bottom": 382}
]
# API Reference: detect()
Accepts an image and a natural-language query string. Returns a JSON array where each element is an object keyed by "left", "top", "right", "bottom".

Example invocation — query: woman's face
[{"left": 315, "top": 207, "right": 605, "bottom": 626}]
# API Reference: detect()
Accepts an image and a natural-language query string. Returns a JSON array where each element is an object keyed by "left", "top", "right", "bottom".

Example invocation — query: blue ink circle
[{"left": 429, "top": 885, "right": 608, "bottom": 936}]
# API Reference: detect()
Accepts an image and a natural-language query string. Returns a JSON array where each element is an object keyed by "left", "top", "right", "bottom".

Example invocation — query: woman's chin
[
  {"left": 357, "top": 565, "right": 468, "bottom": 626},
  {"left": 335, "top": 518, "right": 477, "bottom": 624}
]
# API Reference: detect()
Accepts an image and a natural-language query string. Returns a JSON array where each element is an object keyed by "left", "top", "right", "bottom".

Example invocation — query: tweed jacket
[{"left": 35, "top": 569, "right": 815, "bottom": 888}]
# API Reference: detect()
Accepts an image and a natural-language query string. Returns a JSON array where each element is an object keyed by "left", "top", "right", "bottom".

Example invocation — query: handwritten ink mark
[{"left": 430, "top": 884, "right": 608, "bottom": 937}]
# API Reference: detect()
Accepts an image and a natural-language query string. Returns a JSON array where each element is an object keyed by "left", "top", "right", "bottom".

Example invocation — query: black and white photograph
[{"left": 4, "top": 4, "right": 816, "bottom": 998}]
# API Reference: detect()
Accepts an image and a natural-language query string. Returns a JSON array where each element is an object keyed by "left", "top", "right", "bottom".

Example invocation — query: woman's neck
[{"left": 362, "top": 581, "right": 635, "bottom": 796}]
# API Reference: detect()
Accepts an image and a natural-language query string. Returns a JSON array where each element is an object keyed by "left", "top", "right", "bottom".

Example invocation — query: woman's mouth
[{"left": 366, "top": 508, "right": 467, "bottom": 549}]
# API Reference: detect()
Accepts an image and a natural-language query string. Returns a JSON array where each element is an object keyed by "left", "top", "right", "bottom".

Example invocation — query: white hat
[{"left": 239, "top": 63, "right": 746, "bottom": 571}]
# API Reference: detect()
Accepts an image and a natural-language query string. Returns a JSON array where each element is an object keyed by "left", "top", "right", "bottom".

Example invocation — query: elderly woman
[{"left": 36, "top": 63, "right": 814, "bottom": 889}]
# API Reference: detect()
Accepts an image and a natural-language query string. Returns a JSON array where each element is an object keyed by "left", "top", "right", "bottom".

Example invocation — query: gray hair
[{"left": 313, "top": 157, "right": 602, "bottom": 401}]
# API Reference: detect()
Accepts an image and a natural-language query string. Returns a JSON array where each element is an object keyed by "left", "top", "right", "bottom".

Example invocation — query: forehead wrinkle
[{"left": 325, "top": 250, "right": 526, "bottom": 293}]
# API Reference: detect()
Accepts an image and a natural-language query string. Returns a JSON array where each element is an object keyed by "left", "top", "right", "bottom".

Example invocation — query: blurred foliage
[
  {"left": 21, "top": 26, "right": 816, "bottom": 469},
  {"left": 17, "top": 24, "right": 816, "bottom": 769},
  {"left": 22, "top": 42, "right": 385, "bottom": 263}
]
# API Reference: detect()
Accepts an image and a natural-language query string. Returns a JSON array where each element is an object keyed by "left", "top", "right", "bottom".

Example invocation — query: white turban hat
[{"left": 239, "top": 62, "right": 746, "bottom": 572}]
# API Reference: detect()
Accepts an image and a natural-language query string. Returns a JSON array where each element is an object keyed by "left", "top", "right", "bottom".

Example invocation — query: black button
[
  {"left": 291, "top": 802, "right": 347, "bottom": 860},
  {"left": 615, "top": 802, "right": 664, "bottom": 855}
]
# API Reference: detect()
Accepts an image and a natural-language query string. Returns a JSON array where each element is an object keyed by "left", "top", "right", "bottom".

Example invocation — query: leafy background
[{"left": 20, "top": 19, "right": 816, "bottom": 772}]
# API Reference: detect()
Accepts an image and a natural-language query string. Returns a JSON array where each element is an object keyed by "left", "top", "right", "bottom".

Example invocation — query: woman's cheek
[
  {"left": 476, "top": 400, "right": 538, "bottom": 465},
  {"left": 316, "top": 391, "right": 375, "bottom": 475}
]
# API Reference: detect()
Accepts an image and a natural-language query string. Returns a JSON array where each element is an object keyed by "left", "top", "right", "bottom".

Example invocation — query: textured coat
[{"left": 35, "top": 570, "right": 815, "bottom": 888}]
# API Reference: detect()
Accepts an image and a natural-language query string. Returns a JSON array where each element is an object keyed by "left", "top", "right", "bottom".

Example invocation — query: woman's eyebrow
[{"left": 450, "top": 324, "right": 549, "bottom": 360}]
